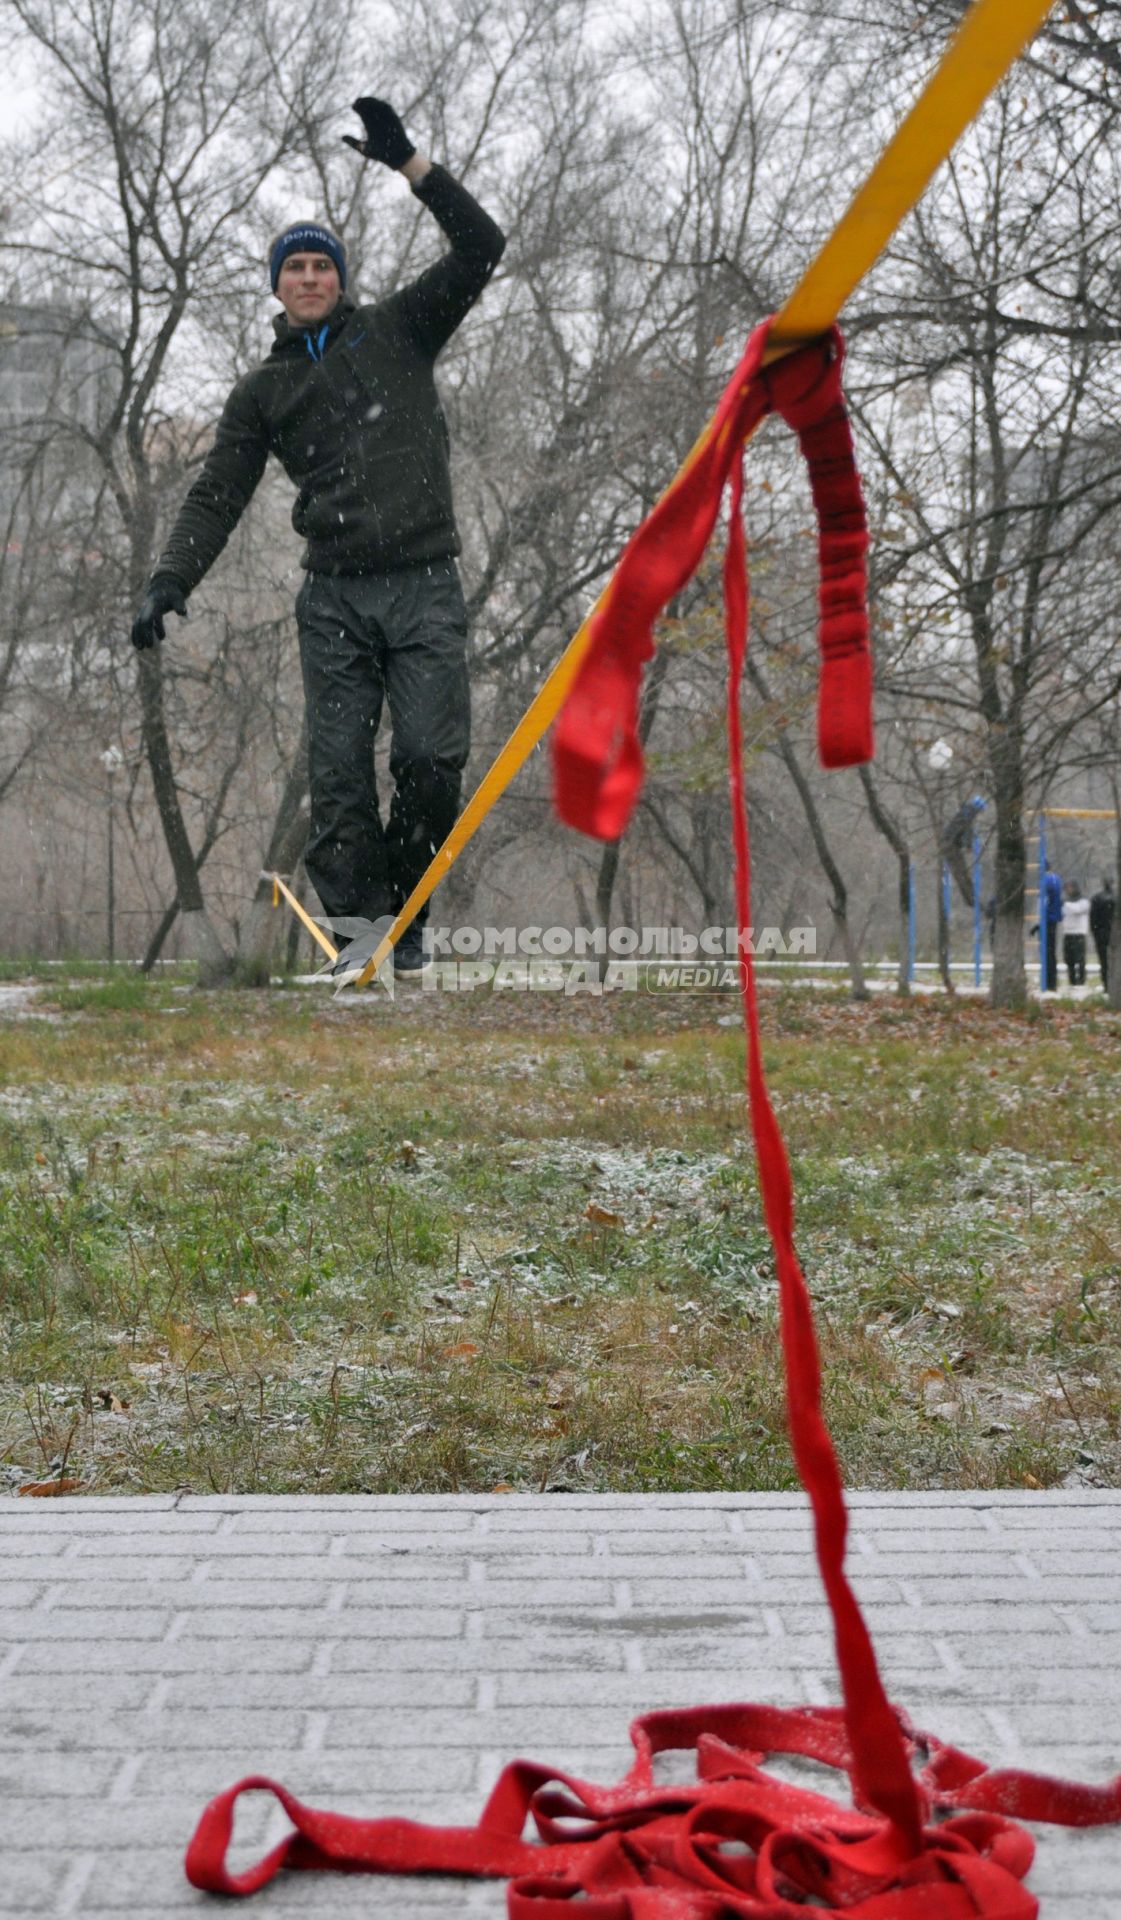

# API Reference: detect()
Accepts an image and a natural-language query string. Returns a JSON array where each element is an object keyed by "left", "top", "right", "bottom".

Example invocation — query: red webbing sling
[
  {"left": 551, "top": 322, "right": 874, "bottom": 843},
  {"left": 185, "top": 322, "right": 1121, "bottom": 1913}
]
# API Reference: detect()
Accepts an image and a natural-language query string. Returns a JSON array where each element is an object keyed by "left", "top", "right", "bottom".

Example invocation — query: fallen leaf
[
  {"left": 19, "top": 1479, "right": 82, "bottom": 1498},
  {"left": 442, "top": 1341, "right": 479, "bottom": 1359},
  {"left": 1021, "top": 1473, "right": 1043, "bottom": 1489},
  {"left": 920, "top": 1369, "right": 958, "bottom": 1420},
  {"left": 491, "top": 1483, "right": 516, "bottom": 1494},
  {"left": 94, "top": 1389, "right": 130, "bottom": 1413},
  {"left": 584, "top": 1202, "right": 624, "bottom": 1227}
]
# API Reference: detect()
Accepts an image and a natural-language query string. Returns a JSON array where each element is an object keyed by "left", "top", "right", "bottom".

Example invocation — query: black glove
[
  {"left": 131, "top": 577, "right": 188, "bottom": 651},
  {"left": 343, "top": 97, "right": 416, "bottom": 169}
]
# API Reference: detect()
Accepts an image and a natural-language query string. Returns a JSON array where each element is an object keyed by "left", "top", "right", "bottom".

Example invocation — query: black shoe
[{"left": 393, "top": 925, "right": 432, "bottom": 976}]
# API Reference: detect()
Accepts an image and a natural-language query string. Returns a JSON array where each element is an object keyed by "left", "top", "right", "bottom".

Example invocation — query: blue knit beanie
[{"left": 269, "top": 223, "right": 347, "bottom": 292}]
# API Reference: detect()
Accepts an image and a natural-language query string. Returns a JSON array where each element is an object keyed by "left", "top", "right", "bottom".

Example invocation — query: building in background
[{"left": 0, "top": 301, "right": 114, "bottom": 529}]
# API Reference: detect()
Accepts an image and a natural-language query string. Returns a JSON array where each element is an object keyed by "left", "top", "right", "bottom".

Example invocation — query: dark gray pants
[{"left": 296, "top": 561, "right": 470, "bottom": 927}]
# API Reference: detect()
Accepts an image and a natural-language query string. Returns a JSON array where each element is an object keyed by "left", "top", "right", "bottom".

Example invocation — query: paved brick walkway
[{"left": 2, "top": 1490, "right": 1119, "bottom": 1917}]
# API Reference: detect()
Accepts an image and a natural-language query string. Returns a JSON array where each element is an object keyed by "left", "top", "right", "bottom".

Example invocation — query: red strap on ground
[
  {"left": 184, "top": 321, "right": 1121, "bottom": 1911},
  {"left": 185, "top": 1704, "right": 1120, "bottom": 1911}
]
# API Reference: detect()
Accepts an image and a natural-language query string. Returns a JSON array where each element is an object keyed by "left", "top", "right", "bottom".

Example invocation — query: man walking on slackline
[{"left": 131, "top": 98, "right": 505, "bottom": 974}]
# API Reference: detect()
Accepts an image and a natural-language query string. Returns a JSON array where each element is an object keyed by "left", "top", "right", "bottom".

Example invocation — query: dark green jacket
[{"left": 153, "top": 167, "right": 504, "bottom": 593}]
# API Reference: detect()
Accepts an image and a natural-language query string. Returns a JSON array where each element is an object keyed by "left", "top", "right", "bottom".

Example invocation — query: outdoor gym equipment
[{"left": 1031, "top": 809, "right": 1118, "bottom": 993}]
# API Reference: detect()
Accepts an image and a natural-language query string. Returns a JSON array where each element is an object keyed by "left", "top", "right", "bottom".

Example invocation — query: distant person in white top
[{"left": 1061, "top": 881, "right": 1090, "bottom": 986}]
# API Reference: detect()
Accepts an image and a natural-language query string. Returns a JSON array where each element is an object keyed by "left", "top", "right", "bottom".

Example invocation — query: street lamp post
[
  {"left": 928, "top": 739, "right": 954, "bottom": 990},
  {"left": 99, "top": 747, "right": 123, "bottom": 963}
]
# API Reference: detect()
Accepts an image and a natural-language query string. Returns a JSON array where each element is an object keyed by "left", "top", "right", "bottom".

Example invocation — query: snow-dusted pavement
[{"left": 1, "top": 1490, "right": 1119, "bottom": 1916}]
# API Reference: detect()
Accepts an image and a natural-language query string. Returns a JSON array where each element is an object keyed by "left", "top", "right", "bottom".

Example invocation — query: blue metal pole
[
  {"left": 973, "top": 828, "right": 982, "bottom": 987},
  {"left": 1038, "top": 819, "right": 1047, "bottom": 992},
  {"left": 942, "top": 860, "right": 952, "bottom": 964},
  {"left": 907, "top": 860, "right": 916, "bottom": 985}
]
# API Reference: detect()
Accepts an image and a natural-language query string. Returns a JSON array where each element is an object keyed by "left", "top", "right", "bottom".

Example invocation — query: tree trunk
[
  {"left": 234, "top": 726, "right": 310, "bottom": 985},
  {"left": 593, "top": 644, "right": 672, "bottom": 935},
  {"left": 595, "top": 839, "right": 622, "bottom": 933},
  {"left": 135, "top": 633, "right": 230, "bottom": 983},
  {"left": 747, "top": 659, "right": 868, "bottom": 1000},
  {"left": 235, "top": 816, "right": 311, "bottom": 984},
  {"left": 142, "top": 900, "right": 181, "bottom": 975},
  {"left": 777, "top": 735, "right": 868, "bottom": 999},
  {"left": 987, "top": 733, "right": 1028, "bottom": 1010},
  {"left": 285, "top": 864, "right": 310, "bottom": 975},
  {"left": 937, "top": 865, "right": 955, "bottom": 998},
  {"left": 858, "top": 764, "right": 911, "bottom": 996},
  {"left": 1110, "top": 823, "right": 1121, "bottom": 1012},
  {"left": 179, "top": 908, "right": 233, "bottom": 986},
  {"left": 139, "top": 752, "right": 254, "bottom": 976}
]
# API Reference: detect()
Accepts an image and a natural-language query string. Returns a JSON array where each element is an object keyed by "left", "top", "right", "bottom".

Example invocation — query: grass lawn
[{"left": 0, "top": 973, "right": 1118, "bottom": 1496}]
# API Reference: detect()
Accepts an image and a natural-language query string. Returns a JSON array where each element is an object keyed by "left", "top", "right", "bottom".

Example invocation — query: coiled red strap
[
  {"left": 185, "top": 1700, "right": 1121, "bottom": 1912},
  {"left": 552, "top": 321, "right": 873, "bottom": 843}
]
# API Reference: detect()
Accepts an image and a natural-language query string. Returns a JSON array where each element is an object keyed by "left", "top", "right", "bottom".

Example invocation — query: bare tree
[{"left": 846, "top": 60, "right": 1121, "bottom": 1005}]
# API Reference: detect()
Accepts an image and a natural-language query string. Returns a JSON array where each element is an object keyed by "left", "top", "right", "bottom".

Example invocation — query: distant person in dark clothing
[
  {"left": 1091, "top": 878, "right": 1115, "bottom": 991},
  {"left": 1061, "top": 880, "right": 1089, "bottom": 986},
  {"left": 1040, "top": 863, "right": 1063, "bottom": 991},
  {"left": 131, "top": 97, "right": 505, "bottom": 974}
]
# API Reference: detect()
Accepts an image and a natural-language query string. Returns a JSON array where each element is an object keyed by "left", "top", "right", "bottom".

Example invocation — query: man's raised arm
[{"left": 344, "top": 96, "right": 506, "bottom": 358}]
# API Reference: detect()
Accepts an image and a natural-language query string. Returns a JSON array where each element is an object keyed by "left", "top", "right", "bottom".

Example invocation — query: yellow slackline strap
[
  {"left": 1039, "top": 809, "right": 1118, "bottom": 821},
  {"left": 768, "top": 0, "right": 1055, "bottom": 347},
  {"left": 345, "top": 0, "right": 1054, "bottom": 991},
  {"left": 268, "top": 871, "right": 337, "bottom": 962}
]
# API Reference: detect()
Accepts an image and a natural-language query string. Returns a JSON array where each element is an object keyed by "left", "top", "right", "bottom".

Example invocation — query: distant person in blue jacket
[{"left": 1039, "top": 863, "right": 1063, "bottom": 992}]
